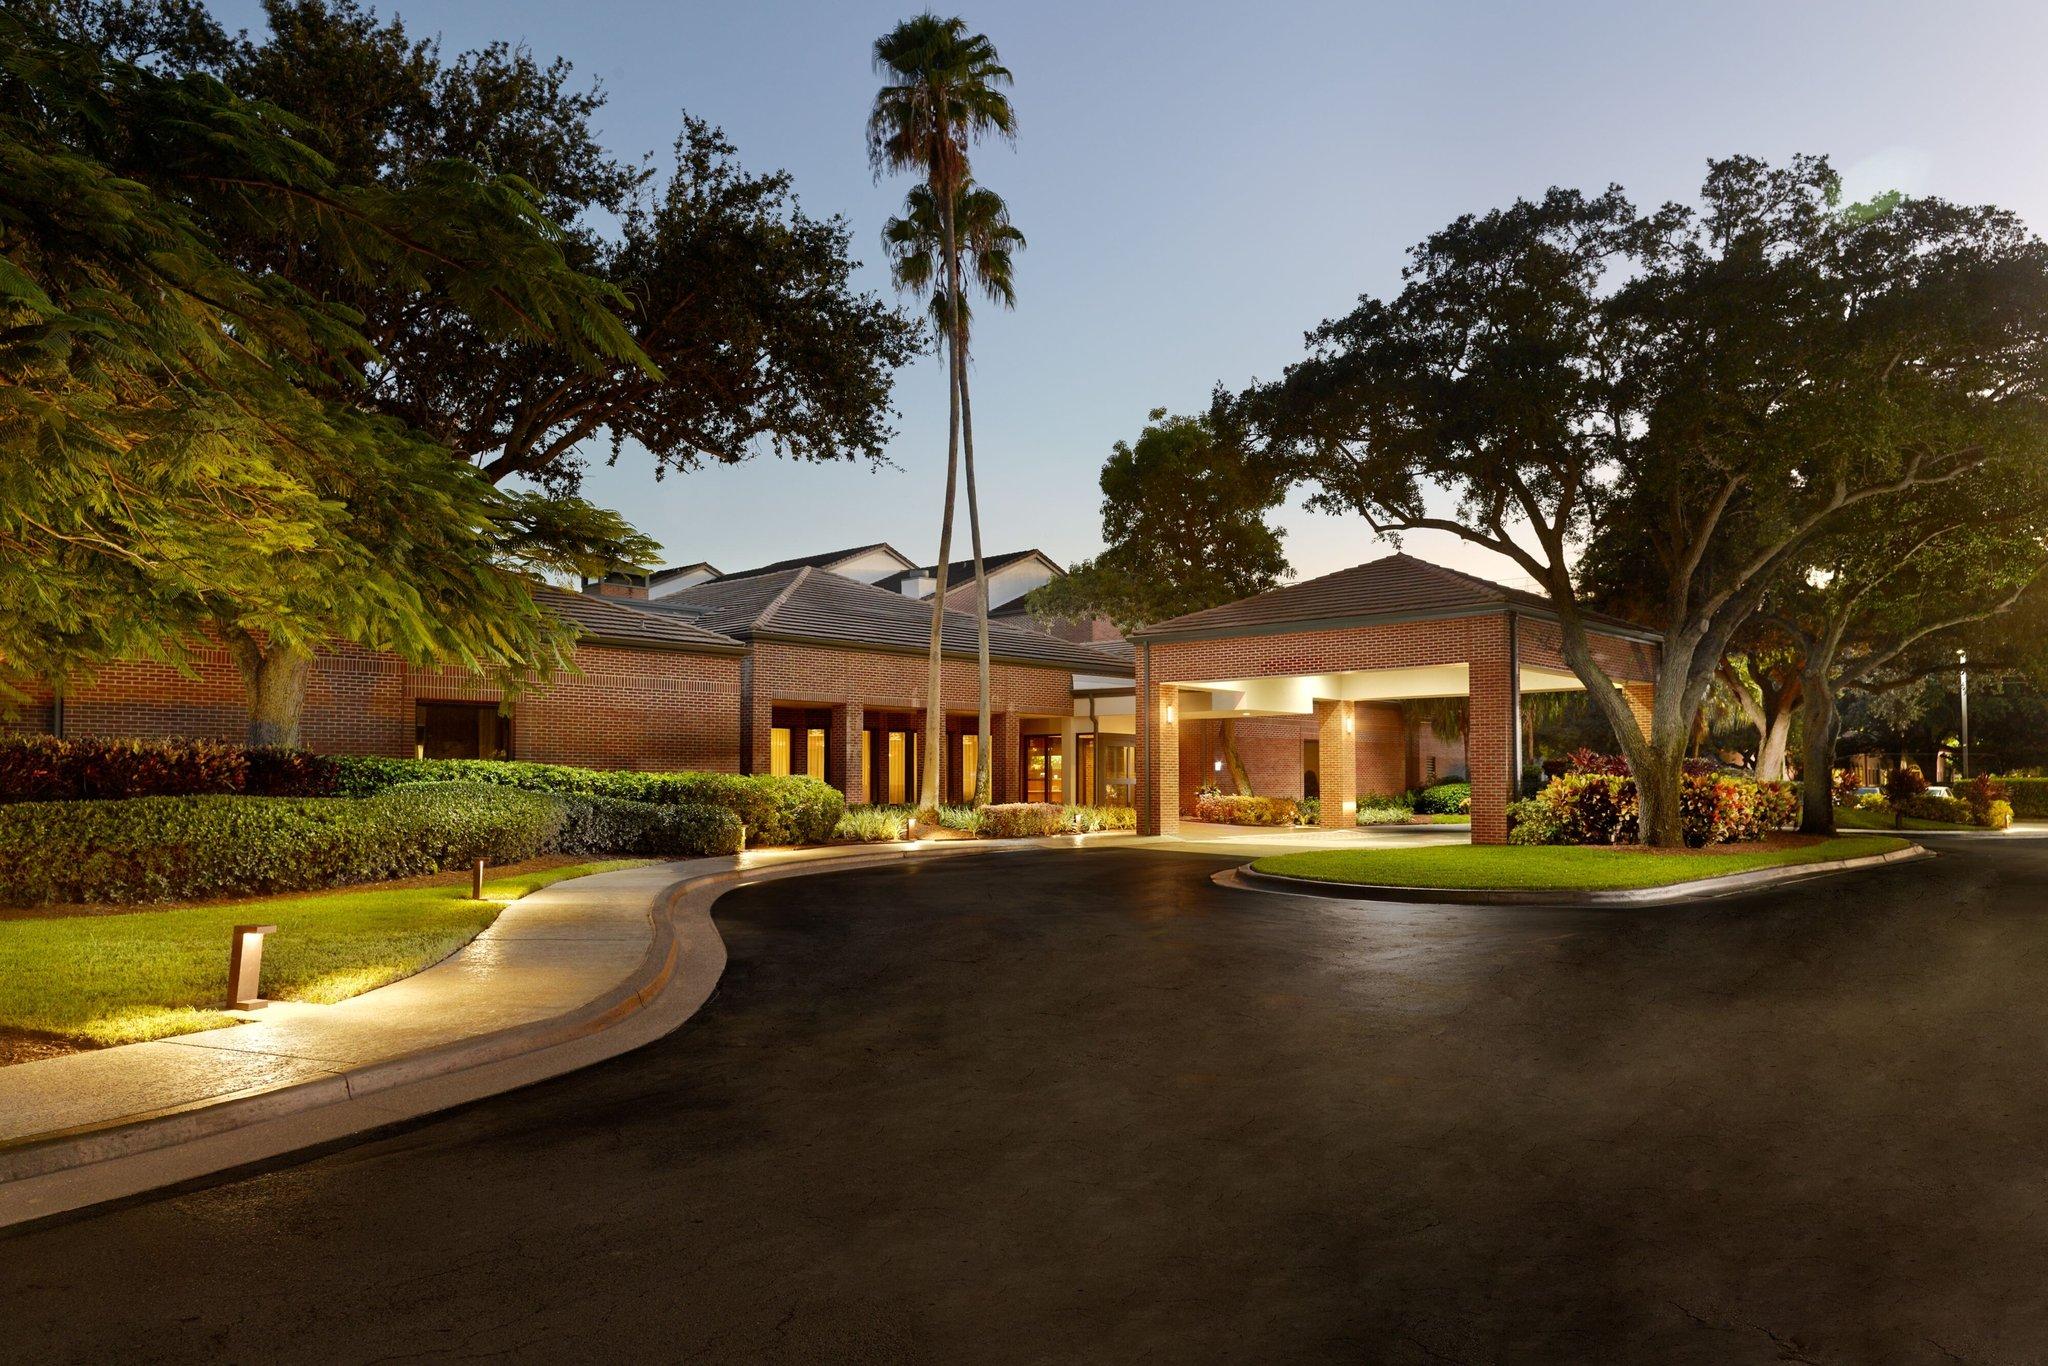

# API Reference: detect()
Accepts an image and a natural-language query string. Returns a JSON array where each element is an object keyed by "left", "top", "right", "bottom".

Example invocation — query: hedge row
[
  {"left": 0, "top": 736, "right": 340, "bottom": 802},
  {"left": 831, "top": 803, "right": 1137, "bottom": 842},
  {"left": 0, "top": 783, "right": 740, "bottom": 906},
  {"left": 331, "top": 757, "right": 842, "bottom": 845},
  {"left": 1999, "top": 777, "right": 2048, "bottom": 819}
]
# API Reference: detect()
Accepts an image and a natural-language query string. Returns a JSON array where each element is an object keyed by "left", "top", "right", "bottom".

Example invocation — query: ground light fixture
[
  {"left": 471, "top": 858, "right": 487, "bottom": 900},
  {"left": 227, "top": 924, "right": 277, "bottom": 1009}
]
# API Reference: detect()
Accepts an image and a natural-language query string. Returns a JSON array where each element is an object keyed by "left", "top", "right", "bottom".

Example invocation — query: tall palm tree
[
  {"left": 869, "top": 13, "right": 1014, "bottom": 819},
  {"left": 882, "top": 179, "right": 1024, "bottom": 805}
]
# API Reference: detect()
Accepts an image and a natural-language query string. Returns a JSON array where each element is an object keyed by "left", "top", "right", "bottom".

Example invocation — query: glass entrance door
[{"left": 1023, "top": 735, "right": 1063, "bottom": 804}]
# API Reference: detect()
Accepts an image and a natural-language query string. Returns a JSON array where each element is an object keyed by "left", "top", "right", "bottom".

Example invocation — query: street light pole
[{"left": 1959, "top": 649, "right": 1970, "bottom": 781}]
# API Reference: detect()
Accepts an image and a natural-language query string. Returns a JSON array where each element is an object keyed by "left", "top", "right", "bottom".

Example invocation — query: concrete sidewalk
[{"left": 0, "top": 836, "right": 1122, "bottom": 1228}]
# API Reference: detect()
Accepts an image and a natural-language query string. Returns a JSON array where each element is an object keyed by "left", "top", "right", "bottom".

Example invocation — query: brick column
[
  {"left": 1315, "top": 700, "right": 1356, "bottom": 828},
  {"left": 1468, "top": 633, "right": 1515, "bottom": 845},
  {"left": 835, "top": 702, "right": 865, "bottom": 804},
  {"left": 1140, "top": 682, "right": 1180, "bottom": 836},
  {"left": 1058, "top": 720, "right": 1079, "bottom": 807},
  {"left": 1353, "top": 700, "right": 1405, "bottom": 800},
  {"left": 998, "top": 710, "right": 1023, "bottom": 802}
]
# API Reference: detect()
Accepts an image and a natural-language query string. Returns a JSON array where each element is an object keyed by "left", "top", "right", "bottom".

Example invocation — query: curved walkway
[
  {"left": 0, "top": 838, "right": 1120, "bottom": 1227},
  {"left": 7, "top": 833, "right": 2048, "bottom": 1362}
]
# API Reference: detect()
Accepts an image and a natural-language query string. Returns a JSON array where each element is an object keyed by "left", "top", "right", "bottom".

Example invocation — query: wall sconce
[
  {"left": 1213, "top": 759, "right": 1223, "bottom": 772},
  {"left": 1165, "top": 703, "right": 1176, "bottom": 724},
  {"left": 1344, "top": 711, "right": 1355, "bottom": 735},
  {"left": 228, "top": 923, "right": 278, "bottom": 1009}
]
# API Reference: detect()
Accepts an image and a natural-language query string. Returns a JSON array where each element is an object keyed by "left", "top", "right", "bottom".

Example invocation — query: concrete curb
[
  {"left": 0, "top": 833, "right": 1127, "bottom": 1230},
  {"left": 1221, "top": 841, "right": 1933, "bottom": 907}
]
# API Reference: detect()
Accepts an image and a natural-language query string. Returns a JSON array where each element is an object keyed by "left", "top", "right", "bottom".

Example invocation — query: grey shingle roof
[
  {"left": 646, "top": 568, "right": 1135, "bottom": 674},
  {"left": 716, "top": 543, "right": 912, "bottom": 582},
  {"left": 535, "top": 584, "right": 746, "bottom": 653},
  {"left": 1130, "top": 554, "right": 1657, "bottom": 642}
]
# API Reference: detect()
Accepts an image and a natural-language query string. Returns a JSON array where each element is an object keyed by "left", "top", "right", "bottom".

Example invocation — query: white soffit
[{"left": 1176, "top": 664, "right": 1588, "bottom": 717}]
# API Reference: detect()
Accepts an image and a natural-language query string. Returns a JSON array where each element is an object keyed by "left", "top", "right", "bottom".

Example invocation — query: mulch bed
[
  {"left": 1626, "top": 833, "right": 1829, "bottom": 856},
  {"left": 0, "top": 1028, "right": 94, "bottom": 1067}
]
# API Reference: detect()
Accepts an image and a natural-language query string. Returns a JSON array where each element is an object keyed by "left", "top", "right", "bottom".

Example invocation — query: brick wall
[
  {"left": 740, "top": 639, "right": 1080, "bottom": 802},
  {"left": 21, "top": 638, "right": 743, "bottom": 772}
]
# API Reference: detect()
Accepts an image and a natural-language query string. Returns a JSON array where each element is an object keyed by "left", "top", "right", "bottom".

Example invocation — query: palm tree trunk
[
  {"left": 957, "top": 315, "right": 993, "bottom": 807},
  {"left": 916, "top": 188, "right": 966, "bottom": 819}
]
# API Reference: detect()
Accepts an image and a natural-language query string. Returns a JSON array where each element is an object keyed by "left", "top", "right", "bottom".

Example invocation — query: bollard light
[
  {"left": 471, "top": 857, "right": 486, "bottom": 900},
  {"left": 228, "top": 923, "right": 278, "bottom": 1009}
]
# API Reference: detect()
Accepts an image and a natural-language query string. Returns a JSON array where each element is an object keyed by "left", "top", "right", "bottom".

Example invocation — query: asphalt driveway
[{"left": 6, "top": 836, "right": 2048, "bottom": 1364}]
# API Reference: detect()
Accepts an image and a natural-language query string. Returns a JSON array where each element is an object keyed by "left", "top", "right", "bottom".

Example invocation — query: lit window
[
  {"left": 770, "top": 728, "right": 792, "bottom": 777},
  {"left": 806, "top": 728, "right": 826, "bottom": 781}
]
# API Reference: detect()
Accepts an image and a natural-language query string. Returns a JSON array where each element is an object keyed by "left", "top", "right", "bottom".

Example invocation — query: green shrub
[
  {"left": 1899, "top": 793, "right": 1974, "bottom": 825},
  {"left": 1415, "top": 781, "right": 1472, "bottom": 815},
  {"left": 1356, "top": 799, "right": 1418, "bottom": 825},
  {"left": 1298, "top": 796, "right": 1321, "bottom": 825},
  {"left": 2000, "top": 776, "right": 2048, "bottom": 819},
  {"left": 0, "top": 783, "right": 737, "bottom": 906},
  {"left": 977, "top": 803, "right": 1068, "bottom": 838},
  {"left": 1193, "top": 793, "right": 1298, "bottom": 826},
  {"left": 329, "top": 757, "right": 842, "bottom": 845},
  {"left": 1507, "top": 796, "right": 1564, "bottom": 845}
]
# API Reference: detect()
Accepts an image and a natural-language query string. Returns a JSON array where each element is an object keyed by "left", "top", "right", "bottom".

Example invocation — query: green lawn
[
  {"left": 0, "top": 859, "right": 651, "bottom": 1047},
  {"left": 1251, "top": 836, "right": 1910, "bottom": 891},
  {"left": 1833, "top": 805, "right": 1986, "bottom": 833}
]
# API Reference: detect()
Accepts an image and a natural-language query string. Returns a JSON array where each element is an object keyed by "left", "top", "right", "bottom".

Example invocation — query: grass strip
[
  {"left": 1249, "top": 836, "right": 1910, "bottom": 891},
  {"left": 0, "top": 859, "right": 651, "bottom": 1046}
]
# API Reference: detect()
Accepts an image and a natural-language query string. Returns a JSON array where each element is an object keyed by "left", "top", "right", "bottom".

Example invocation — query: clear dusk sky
[{"left": 207, "top": 0, "right": 2048, "bottom": 586}]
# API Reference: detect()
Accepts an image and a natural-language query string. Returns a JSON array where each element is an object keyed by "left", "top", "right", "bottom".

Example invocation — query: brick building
[
  {"left": 19, "top": 548, "right": 1656, "bottom": 835},
  {"left": 1129, "top": 555, "right": 1661, "bottom": 844}
]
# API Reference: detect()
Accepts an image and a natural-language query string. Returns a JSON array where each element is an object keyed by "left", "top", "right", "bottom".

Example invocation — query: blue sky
[{"left": 210, "top": 0, "right": 2048, "bottom": 585}]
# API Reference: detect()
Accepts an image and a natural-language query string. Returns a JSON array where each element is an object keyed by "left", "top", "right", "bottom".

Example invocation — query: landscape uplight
[
  {"left": 471, "top": 857, "right": 487, "bottom": 900},
  {"left": 228, "top": 924, "right": 278, "bottom": 1010}
]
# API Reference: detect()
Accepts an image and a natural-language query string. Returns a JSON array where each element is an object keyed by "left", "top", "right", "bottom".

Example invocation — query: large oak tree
[{"left": 1238, "top": 157, "right": 2048, "bottom": 844}]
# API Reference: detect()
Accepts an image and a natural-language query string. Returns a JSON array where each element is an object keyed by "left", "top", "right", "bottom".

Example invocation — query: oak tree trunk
[
  {"left": 1798, "top": 667, "right": 1840, "bottom": 836},
  {"left": 226, "top": 630, "right": 312, "bottom": 749}
]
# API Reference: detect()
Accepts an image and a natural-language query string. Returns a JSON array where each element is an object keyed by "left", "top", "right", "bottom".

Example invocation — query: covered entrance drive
[{"left": 1130, "top": 555, "right": 1660, "bottom": 844}]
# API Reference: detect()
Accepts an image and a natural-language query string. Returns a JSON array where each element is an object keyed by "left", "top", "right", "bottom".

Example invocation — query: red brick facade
[
  {"left": 16, "top": 629, "right": 1102, "bottom": 803},
  {"left": 1137, "top": 611, "right": 1658, "bottom": 844},
  {"left": 20, "top": 639, "right": 744, "bottom": 772}
]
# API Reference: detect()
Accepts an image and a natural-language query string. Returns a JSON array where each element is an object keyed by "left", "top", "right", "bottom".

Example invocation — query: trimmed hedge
[
  {"left": 0, "top": 783, "right": 740, "bottom": 906},
  {"left": 836, "top": 803, "right": 1134, "bottom": 841},
  {"left": 1414, "top": 781, "right": 1472, "bottom": 815},
  {"left": 1194, "top": 793, "right": 1299, "bottom": 826},
  {"left": 330, "top": 757, "right": 842, "bottom": 845},
  {"left": 1998, "top": 776, "right": 2048, "bottom": 819},
  {"left": 0, "top": 736, "right": 340, "bottom": 802}
]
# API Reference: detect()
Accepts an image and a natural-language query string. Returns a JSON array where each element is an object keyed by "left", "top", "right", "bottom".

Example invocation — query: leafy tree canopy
[
  {"left": 1028, "top": 408, "right": 1290, "bottom": 633},
  {"left": 0, "top": 6, "right": 655, "bottom": 709},
  {"left": 1238, "top": 155, "right": 2048, "bottom": 842}
]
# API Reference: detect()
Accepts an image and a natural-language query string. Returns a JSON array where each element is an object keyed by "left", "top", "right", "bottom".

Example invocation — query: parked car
[{"left": 1924, "top": 785, "right": 1953, "bottom": 799}]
